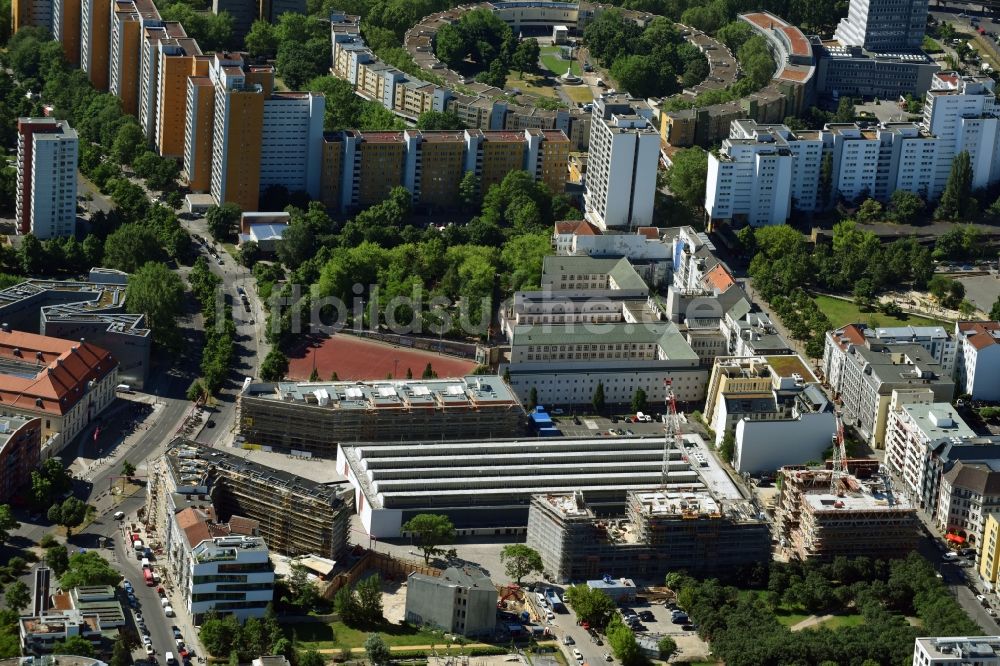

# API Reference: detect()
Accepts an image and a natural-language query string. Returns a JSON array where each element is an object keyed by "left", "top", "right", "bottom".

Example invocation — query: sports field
[{"left": 287, "top": 333, "right": 477, "bottom": 381}]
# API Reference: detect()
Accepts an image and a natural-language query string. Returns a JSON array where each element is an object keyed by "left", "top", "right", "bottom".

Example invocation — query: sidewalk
[{"left": 313, "top": 641, "right": 556, "bottom": 654}]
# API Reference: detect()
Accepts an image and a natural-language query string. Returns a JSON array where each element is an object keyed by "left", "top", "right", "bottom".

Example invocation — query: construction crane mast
[
  {"left": 663, "top": 379, "right": 681, "bottom": 486},
  {"left": 830, "top": 414, "right": 847, "bottom": 493}
]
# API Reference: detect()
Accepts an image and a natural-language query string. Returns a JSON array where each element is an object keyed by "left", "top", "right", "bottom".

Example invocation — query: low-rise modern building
[
  {"left": 914, "top": 636, "right": 1000, "bottom": 665},
  {"left": 338, "top": 433, "right": 732, "bottom": 538},
  {"left": 0, "top": 329, "right": 117, "bottom": 457},
  {"left": 405, "top": 566, "right": 496, "bottom": 637},
  {"left": 19, "top": 610, "right": 104, "bottom": 656},
  {"left": 775, "top": 466, "right": 919, "bottom": 561},
  {"left": 0, "top": 416, "right": 41, "bottom": 503},
  {"left": 238, "top": 376, "right": 525, "bottom": 454},
  {"left": 824, "top": 337, "right": 954, "bottom": 448},
  {"left": 0, "top": 269, "right": 150, "bottom": 388},
  {"left": 168, "top": 504, "right": 274, "bottom": 623},
  {"left": 163, "top": 439, "right": 353, "bottom": 560},
  {"left": 526, "top": 489, "right": 770, "bottom": 583},
  {"left": 237, "top": 212, "right": 289, "bottom": 254},
  {"left": 955, "top": 321, "right": 1000, "bottom": 401}
]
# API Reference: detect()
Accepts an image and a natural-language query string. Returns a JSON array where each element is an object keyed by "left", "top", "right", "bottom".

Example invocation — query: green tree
[
  {"left": 4, "top": 581, "right": 29, "bottom": 612},
  {"left": 59, "top": 551, "right": 121, "bottom": 588},
  {"left": 355, "top": 574, "right": 383, "bottom": 624},
  {"left": 364, "top": 634, "right": 390, "bottom": 666},
  {"left": 259, "top": 349, "right": 289, "bottom": 382},
  {"left": 18, "top": 234, "right": 45, "bottom": 274},
  {"left": 245, "top": 20, "right": 278, "bottom": 58},
  {"left": 416, "top": 110, "right": 466, "bottom": 130},
  {"left": 563, "top": 584, "right": 617, "bottom": 628},
  {"left": 110, "top": 636, "right": 131, "bottom": 666},
  {"left": 511, "top": 38, "right": 540, "bottom": 74},
  {"left": 528, "top": 386, "right": 538, "bottom": 410},
  {"left": 990, "top": 295, "right": 1000, "bottom": 321},
  {"left": 500, "top": 544, "right": 543, "bottom": 584},
  {"left": 401, "top": 513, "right": 455, "bottom": 564},
  {"left": 0, "top": 505, "right": 19, "bottom": 548},
  {"left": 459, "top": 171, "right": 480, "bottom": 211},
  {"left": 48, "top": 497, "right": 89, "bottom": 538},
  {"left": 606, "top": 618, "right": 641, "bottom": 666},
  {"left": 720, "top": 430, "right": 736, "bottom": 463},
  {"left": 102, "top": 226, "right": 162, "bottom": 273},
  {"left": 855, "top": 198, "right": 883, "bottom": 224},
  {"left": 333, "top": 585, "right": 360, "bottom": 625},
  {"left": 297, "top": 651, "right": 324, "bottom": 666},
  {"left": 592, "top": 382, "right": 606, "bottom": 413},
  {"left": 111, "top": 122, "right": 148, "bottom": 166},
  {"left": 421, "top": 362, "right": 435, "bottom": 379},
  {"left": 238, "top": 241, "right": 260, "bottom": 268},
  {"left": 206, "top": 202, "right": 242, "bottom": 242},
  {"left": 276, "top": 217, "right": 315, "bottom": 269},
  {"left": 45, "top": 544, "right": 69, "bottom": 577},
  {"left": 657, "top": 636, "right": 676, "bottom": 659},
  {"left": 631, "top": 388, "right": 647, "bottom": 414},
  {"left": 665, "top": 148, "right": 708, "bottom": 208},
  {"left": 51, "top": 635, "right": 96, "bottom": 658},
  {"left": 833, "top": 96, "right": 855, "bottom": 123},
  {"left": 121, "top": 460, "right": 136, "bottom": 478},
  {"left": 889, "top": 190, "right": 924, "bottom": 224},
  {"left": 936, "top": 151, "right": 975, "bottom": 220},
  {"left": 128, "top": 262, "right": 184, "bottom": 349}
]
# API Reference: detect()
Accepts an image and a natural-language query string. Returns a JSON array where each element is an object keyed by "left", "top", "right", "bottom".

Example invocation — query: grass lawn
[
  {"left": 222, "top": 242, "right": 238, "bottom": 258},
  {"left": 563, "top": 85, "right": 594, "bottom": 104},
  {"left": 818, "top": 614, "right": 865, "bottom": 630},
  {"left": 291, "top": 621, "right": 451, "bottom": 650},
  {"left": 813, "top": 295, "right": 951, "bottom": 329},
  {"left": 540, "top": 45, "right": 581, "bottom": 76},
  {"left": 505, "top": 73, "right": 559, "bottom": 98}
]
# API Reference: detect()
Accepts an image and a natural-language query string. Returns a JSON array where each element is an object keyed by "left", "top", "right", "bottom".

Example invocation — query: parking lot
[
  {"left": 550, "top": 412, "right": 686, "bottom": 440},
  {"left": 537, "top": 592, "right": 713, "bottom": 665}
]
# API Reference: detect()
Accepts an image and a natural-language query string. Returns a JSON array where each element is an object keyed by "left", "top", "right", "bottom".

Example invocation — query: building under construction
[
  {"left": 238, "top": 376, "right": 525, "bottom": 455},
  {"left": 163, "top": 438, "right": 353, "bottom": 559},
  {"left": 774, "top": 466, "right": 918, "bottom": 561},
  {"left": 526, "top": 489, "right": 771, "bottom": 583}
]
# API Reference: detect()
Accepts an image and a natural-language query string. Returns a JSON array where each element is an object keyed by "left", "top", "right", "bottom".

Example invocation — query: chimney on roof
[{"left": 1, "top": 323, "right": 7, "bottom": 333}]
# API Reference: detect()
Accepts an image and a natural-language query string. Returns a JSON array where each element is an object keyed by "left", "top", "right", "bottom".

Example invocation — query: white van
[
  {"left": 141, "top": 558, "right": 150, "bottom": 569},
  {"left": 165, "top": 652, "right": 177, "bottom": 666}
]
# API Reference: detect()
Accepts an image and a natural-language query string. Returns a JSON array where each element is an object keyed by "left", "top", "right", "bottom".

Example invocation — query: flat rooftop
[
  {"left": 901, "top": 403, "right": 976, "bottom": 440},
  {"left": 243, "top": 376, "right": 520, "bottom": 411}
]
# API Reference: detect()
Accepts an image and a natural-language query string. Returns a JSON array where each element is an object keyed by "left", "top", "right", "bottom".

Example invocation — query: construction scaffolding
[
  {"left": 164, "top": 439, "right": 354, "bottom": 560},
  {"left": 774, "top": 466, "right": 918, "bottom": 561}
]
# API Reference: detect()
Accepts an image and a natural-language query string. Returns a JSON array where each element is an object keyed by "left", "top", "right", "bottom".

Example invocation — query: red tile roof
[
  {"left": 554, "top": 220, "right": 600, "bottom": 236},
  {"left": 0, "top": 331, "right": 116, "bottom": 416},
  {"left": 636, "top": 227, "right": 659, "bottom": 240},
  {"left": 701, "top": 264, "right": 736, "bottom": 292},
  {"left": 959, "top": 321, "right": 1000, "bottom": 350}
]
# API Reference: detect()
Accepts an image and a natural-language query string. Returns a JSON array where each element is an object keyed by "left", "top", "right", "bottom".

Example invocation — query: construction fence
[{"left": 322, "top": 551, "right": 441, "bottom": 599}]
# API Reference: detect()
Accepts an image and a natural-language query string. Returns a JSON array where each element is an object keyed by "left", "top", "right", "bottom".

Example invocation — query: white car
[
  {"left": 978, "top": 594, "right": 988, "bottom": 604},
  {"left": 572, "top": 649, "right": 583, "bottom": 662},
  {"left": 164, "top": 605, "right": 175, "bottom": 617},
  {"left": 142, "top": 636, "right": 152, "bottom": 646},
  {"left": 145, "top": 645, "right": 154, "bottom": 656}
]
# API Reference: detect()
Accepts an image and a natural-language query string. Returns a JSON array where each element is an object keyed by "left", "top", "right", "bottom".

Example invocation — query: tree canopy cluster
[
  {"left": 434, "top": 8, "right": 533, "bottom": 87},
  {"left": 745, "top": 223, "right": 939, "bottom": 356},
  {"left": 189, "top": 257, "right": 235, "bottom": 396},
  {"left": 593, "top": 0, "right": 845, "bottom": 35},
  {"left": 673, "top": 553, "right": 981, "bottom": 666},
  {"left": 334, "top": 574, "right": 384, "bottom": 626},
  {"left": 160, "top": 2, "right": 235, "bottom": 51},
  {"left": 199, "top": 608, "right": 289, "bottom": 662},
  {"left": 586, "top": 12, "right": 708, "bottom": 97},
  {"left": 308, "top": 76, "right": 404, "bottom": 132},
  {"left": 59, "top": 551, "right": 122, "bottom": 589}
]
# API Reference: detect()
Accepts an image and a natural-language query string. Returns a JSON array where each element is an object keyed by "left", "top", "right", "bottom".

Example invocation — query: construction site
[
  {"left": 237, "top": 377, "right": 526, "bottom": 455},
  {"left": 773, "top": 466, "right": 919, "bottom": 561},
  {"left": 155, "top": 438, "right": 355, "bottom": 559},
  {"left": 526, "top": 489, "right": 770, "bottom": 583}
]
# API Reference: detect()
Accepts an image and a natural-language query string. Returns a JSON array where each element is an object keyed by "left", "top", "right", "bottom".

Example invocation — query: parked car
[
  {"left": 572, "top": 649, "right": 583, "bottom": 662},
  {"left": 672, "top": 613, "right": 689, "bottom": 624},
  {"left": 563, "top": 636, "right": 574, "bottom": 646},
  {"left": 977, "top": 594, "right": 988, "bottom": 604}
]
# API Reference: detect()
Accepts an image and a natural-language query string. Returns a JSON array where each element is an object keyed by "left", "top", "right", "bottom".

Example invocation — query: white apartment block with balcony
[
  {"left": 259, "top": 92, "right": 324, "bottom": 199},
  {"left": 955, "top": 321, "right": 1000, "bottom": 401},
  {"left": 884, "top": 395, "right": 977, "bottom": 509},
  {"left": 705, "top": 121, "right": 822, "bottom": 227},
  {"left": 583, "top": 95, "right": 659, "bottom": 230},
  {"left": 16, "top": 118, "right": 78, "bottom": 240},
  {"left": 706, "top": 73, "right": 1000, "bottom": 226}
]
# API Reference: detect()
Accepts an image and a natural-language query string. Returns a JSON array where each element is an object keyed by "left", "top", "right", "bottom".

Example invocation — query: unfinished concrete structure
[
  {"left": 526, "top": 489, "right": 770, "bottom": 583},
  {"left": 774, "top": 466, "right": 918, "bottom": 561},
  {"left": 238, "top": 376, "right": 525, "bottom": 454},
  {"left": 163, "top": 439, "right": 353, "bottom": 559}
]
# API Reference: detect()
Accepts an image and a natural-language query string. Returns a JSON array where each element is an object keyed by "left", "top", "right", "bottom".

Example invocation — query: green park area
[
  {"left": 540, "top": 45, "right": 581, "bottom": 76},
  {"left": 563, "top": 85, "right": 595, "bottom": 104},
  {"left": 292, "top": 621, "right": 450, "bottom": 651},
  {"left": 813, "top": 295, "right": 951, "bottom": 329},
  {"left": 505, "top": 72, "right": 560, "bottom": 98}
]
